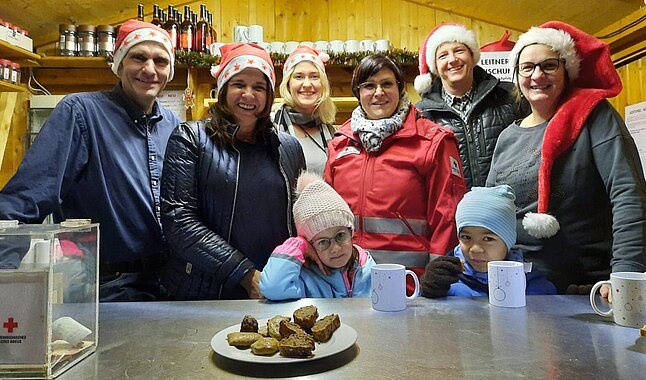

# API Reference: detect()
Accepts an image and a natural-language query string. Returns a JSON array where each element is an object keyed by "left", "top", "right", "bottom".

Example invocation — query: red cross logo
[{"left": 3, "top": 317, "right": 18, "bottom": 333}]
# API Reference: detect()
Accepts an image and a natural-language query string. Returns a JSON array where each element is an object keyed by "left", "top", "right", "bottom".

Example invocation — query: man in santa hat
[
  {"left": 415, "top": 23, "right": 527, "bottom": 189},
  {"left": 0, "top": 19, "right": 181, "bottom": 302}
]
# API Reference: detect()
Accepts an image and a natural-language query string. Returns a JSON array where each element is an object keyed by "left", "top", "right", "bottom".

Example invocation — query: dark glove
[
  {"left": 420, "top": 256, "right": 463, "bottom": 298},
  {"left": 565, "top": 284, "right": 593, "bottom": 295}
]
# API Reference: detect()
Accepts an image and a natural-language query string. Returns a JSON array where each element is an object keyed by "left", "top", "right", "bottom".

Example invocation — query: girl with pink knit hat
[
  {"left": 486, "top": 21, "right": 646, "bottom": 295},
  {"left": 260, "top": 172, "right": 376, "bottom": 300}
]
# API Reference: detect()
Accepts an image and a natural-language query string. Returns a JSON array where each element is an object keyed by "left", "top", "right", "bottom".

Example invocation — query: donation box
[{"left": 0, "top": 221, "right": 99, "bottom": 379}]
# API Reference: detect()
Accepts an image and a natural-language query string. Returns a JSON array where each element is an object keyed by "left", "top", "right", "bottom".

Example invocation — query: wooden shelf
[
  {"left": 0, "top": 39, "right": 40, "bottom": 67},
  {"left": 0, "top": 80, "right": 27, "bottom": 92},
  {"left": 38, "top": 56, "right": 110, "bottom": 68}
]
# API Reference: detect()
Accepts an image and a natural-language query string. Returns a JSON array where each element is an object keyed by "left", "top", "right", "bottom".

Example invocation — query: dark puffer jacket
[
  {"left": 416, "top": 66, "right": 528, "bottom": 188},
  {"left": 160, "top": 119, "right": 305, "bottom": 300}
]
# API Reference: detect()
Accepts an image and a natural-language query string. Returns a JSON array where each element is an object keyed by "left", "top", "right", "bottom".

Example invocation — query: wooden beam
[
  {"left": 0, "top": 93, "right": 19, "bottom": 170},
  {"left": 595, "top": 7, "right": 646, "bottom": 66}
]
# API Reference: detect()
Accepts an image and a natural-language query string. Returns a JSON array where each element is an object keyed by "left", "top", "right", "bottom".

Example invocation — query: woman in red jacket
[{"left": 324, "top": 54, "right": 467, "bottom": 293}]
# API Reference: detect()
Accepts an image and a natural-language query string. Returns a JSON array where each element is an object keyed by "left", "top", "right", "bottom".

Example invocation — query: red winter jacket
[{"left": 324, "top": 106, "right": 467, "bottom": 282}]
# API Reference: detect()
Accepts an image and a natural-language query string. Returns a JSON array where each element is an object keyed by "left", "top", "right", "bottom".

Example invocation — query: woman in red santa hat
[
  {"left": 160, "top": 43, "right": 306, "bottom": 300},
  {"left": 273, "top": 46, "right": 337, "bottom": 175},
  {"left": 486, "top": 21, "right": 646, "bottom": 296}
]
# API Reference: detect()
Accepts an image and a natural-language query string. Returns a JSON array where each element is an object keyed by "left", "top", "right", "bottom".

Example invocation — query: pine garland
[{"left": 175, "top": 48, "right": 418, "bottom": 68}]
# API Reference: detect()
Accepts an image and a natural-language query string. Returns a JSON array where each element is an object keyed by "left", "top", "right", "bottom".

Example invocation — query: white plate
[{"left": 210, "top": 318, "right": 357, "bottom": 363}]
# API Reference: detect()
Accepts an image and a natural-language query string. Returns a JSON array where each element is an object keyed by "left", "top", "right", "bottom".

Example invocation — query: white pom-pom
[
  {"left": 414, "top": 74, "right": 433, "bottom": 95},
  {"left": 318, "top": 51, "right": 330, "bottom": 63},
  {"left": 522, "top": 212, "right": 560, "bottom": 238},
  {"left": 210, "top": 65, "right": 220, "bottom": 78},
  {"left": 296, "top": 171, "right": 323, "bottom": 195}
]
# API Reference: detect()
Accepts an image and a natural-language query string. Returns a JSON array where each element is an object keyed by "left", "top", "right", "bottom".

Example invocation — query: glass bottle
[
  {"left": 151, "top": 5, "right": 162, "bottom": 27},
  {"left": 207, "top": 11, "right": 217, "bottom": 44},
  {"left": 179, "top": 5, "right": 193, "bottom": 52},
  {"left": 162, "top": 5, "right": 178, "bottom": 49},
  {"left": 137, "top": 4, "right": 145, "bottom": 22},
  {"left": 195, "top": 4, "right": 209, "bottom": 54}
]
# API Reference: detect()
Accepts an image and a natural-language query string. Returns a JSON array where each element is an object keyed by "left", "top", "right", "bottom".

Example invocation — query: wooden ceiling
[{"left": 1, "top": 0, "right": 644, "bottom": 49}]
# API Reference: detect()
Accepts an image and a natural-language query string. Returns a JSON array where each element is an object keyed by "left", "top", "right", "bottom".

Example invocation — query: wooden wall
[{"left": 1, "top": 0, "right": 645, "bottom": 188}]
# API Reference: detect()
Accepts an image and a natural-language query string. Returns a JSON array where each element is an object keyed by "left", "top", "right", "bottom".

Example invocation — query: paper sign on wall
[{"left": 626, "top": 100, "right": 646, "bottom": 178}]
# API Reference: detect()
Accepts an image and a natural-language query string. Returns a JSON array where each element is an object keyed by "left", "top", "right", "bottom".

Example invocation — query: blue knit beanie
[{"left": 456, "top": 185, "right": 517, "bottom": 250}]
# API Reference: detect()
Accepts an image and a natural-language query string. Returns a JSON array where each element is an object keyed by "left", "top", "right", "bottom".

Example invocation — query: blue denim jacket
[{"left": 0, "top": 84, "right": 180, "bottom": 267}]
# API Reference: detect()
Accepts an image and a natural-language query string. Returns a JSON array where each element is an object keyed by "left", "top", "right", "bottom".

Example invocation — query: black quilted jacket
[
  {"left": 160, "top": 119, "right": 305, "bottom": 300},
  {"left": 416, "top": 66, "right": 529, "bottom": 189}
]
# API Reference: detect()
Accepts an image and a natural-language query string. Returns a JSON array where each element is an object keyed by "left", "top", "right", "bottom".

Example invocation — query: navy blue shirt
[
  {"left": 230, "top": 141, "right": 290, "bottom": 269},
  {"left": 0, "top": 84, "right": 181, "bottom": 265}
]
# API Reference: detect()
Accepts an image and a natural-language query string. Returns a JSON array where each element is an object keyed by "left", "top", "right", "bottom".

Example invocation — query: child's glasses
[{"left": 310, "top": 228, "right": 352, "bottom": 252}]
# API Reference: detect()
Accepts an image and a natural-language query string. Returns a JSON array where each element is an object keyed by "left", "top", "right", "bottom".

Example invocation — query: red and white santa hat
[
  {"left": 282, "top": 46, "right": 330, "bottom": 76},
  {"left": 508, "top": 25, "right": 581, "bottom": 84},
  {"left": 210, "top": 43, "right": 275, "bottom": 97},
  {"left": 111, "top": 19, "right": 175, "bottom": 80},
  {"left": 414, "top": 23, "right": 481, "bottom": 94},
  {"left": 509, "top": 21, "right": 622, "bottom": 239}
]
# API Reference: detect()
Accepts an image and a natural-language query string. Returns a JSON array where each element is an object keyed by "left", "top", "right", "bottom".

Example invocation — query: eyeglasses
[
  {"left": 357, "top": 80, "right": 399, "bottom": 94},
  {"left": 516, "top": 58, "right": 564, "bottom": 77},
  {"left": 310, "top": 228, "right": 352, "bottom": 252}
]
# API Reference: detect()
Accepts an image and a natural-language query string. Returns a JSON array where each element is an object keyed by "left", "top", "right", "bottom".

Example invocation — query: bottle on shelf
[
  {"left": 162, "top": 5, "right": 178, "bottom": 49},
  {"left": 207, "top": 11, "right": 217, "bottom": 44},
  {"left": 179, "top": 5, "right": 193, "bottom": 52},
  {"left": 137, "top": 4, "right": 145, "bottom": 22},
  {"left": 151, "top": 4, "right": 162, "bottom": 27},
  {"left": 195, "top": 4, "right": 209, "bottom": 54}
]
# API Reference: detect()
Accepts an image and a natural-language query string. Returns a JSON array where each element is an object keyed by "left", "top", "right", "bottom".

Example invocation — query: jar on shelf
[
  {"left": 10, "top": 61, "right": 21, "bottom": 85},
  {"left": 96, "top": 25, "right": 115, "bottom": 57},
  {"left": 77, "top": 25, "right": 97, "bottom": 57},
  {"left": 59, "top": 24, "right": 78, "bottom": 56},
  {"left": 0, "top": 59, "right": 10, "bottom": 82}
]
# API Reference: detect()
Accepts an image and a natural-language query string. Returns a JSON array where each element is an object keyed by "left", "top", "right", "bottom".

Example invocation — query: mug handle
[
  {"left": 589, "top": 280, "right": 613, "bottom": 317},
  {"left": 405, "top": 270, "right": 420, "bottom": 300}
]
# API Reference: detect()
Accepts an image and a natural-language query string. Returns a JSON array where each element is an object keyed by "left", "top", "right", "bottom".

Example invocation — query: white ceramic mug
[
  {"left": 233, "top": 26, "right": 249, "bottom": 43},
  {"left": 375, "top": 39, "right": 391, "bottom": 52},
  {"left": 329, "top": 40, "right": 344, "bottom": 53},
  {"left": 360, "top": 39, "right": 376, "bottom": 52},
  {"left": 344, "top": 39, "right": 360, "bottom": 53},
  {"left": 488, "top": 261, "right": 526, "bottom": 308},
  {"left": 284, "top": 41, "right": 299, "bottom": 54},
  {"left": 209, "top": 42, "right": 225, "bottom": 56},
  {"left": 371, "top": 263, "right": 419, "bottom": 312},
  {"left": 314, "top": 40, "right": 330, "bottom": 52},
  {"left": 248, "top": 25, "right": 264, "bottom": 43},
  {"left": 590, "top": 272, "right": 646, "bottom": 328},
  {"left": 270, "top": 41, "right": 285, "bottom": 54},
  {"left": 300, "top": 41, "right": 314, "bottom": 48},
  {"left": 258, "top": 42, "right": 271, "bottom": 51}
]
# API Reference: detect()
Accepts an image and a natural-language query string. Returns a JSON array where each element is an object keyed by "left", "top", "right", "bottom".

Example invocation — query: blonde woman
[{"left": 273, "top": 46, "right": 337, "bottom": 174}]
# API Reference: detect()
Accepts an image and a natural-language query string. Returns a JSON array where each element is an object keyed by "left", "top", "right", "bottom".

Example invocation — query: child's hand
[
  {"left": 420, "top": 256, "right": 463, "bottom": 298},
  {"left": 303, "top": 242, "right": 331, "bottom": 276}
]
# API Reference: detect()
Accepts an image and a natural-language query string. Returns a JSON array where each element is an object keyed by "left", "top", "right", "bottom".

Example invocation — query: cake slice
[
  {"left": 311, "top": 314, "right": 341, "bottom": 342},
  {"left": 279, "top": 319, "right": 306, "bottom": 339},
  {"left": 293, "top": 305, "right": 319, "bottom": 330},
  {"left": 278, "top": 332, "right": 315, "bottom": 358}
]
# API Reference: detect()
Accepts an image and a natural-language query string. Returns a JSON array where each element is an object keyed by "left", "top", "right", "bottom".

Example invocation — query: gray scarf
[{"left": 351, "top": 94, "right": 411, "bottom": 153}]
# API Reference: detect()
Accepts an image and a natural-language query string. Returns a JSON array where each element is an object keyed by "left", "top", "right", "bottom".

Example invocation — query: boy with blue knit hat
[{"left": 420, "top": 185, "right": 556, "bottom": 298}]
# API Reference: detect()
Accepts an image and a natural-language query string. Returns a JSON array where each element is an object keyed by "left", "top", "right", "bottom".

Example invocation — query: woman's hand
[
  {"left": 303, "top": 242, "right": 330, "bottom": 276},
  {"left": 240, "top": 269, "right": 263, "bottom": 299}
]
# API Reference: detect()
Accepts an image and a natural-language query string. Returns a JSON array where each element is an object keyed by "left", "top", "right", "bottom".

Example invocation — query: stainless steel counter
[{"left": 58, "top": 296, "right": 646, "bottom": 379}]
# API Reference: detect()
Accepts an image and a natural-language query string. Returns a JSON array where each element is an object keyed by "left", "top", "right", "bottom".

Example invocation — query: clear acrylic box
[{"left": 0, "top": 220, "right": 99, "bottom": 379}]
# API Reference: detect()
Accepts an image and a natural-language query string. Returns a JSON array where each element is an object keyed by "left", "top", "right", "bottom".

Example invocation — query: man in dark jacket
[{"left": 414, "top": 23, "right": 527, "bottom": 189}]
